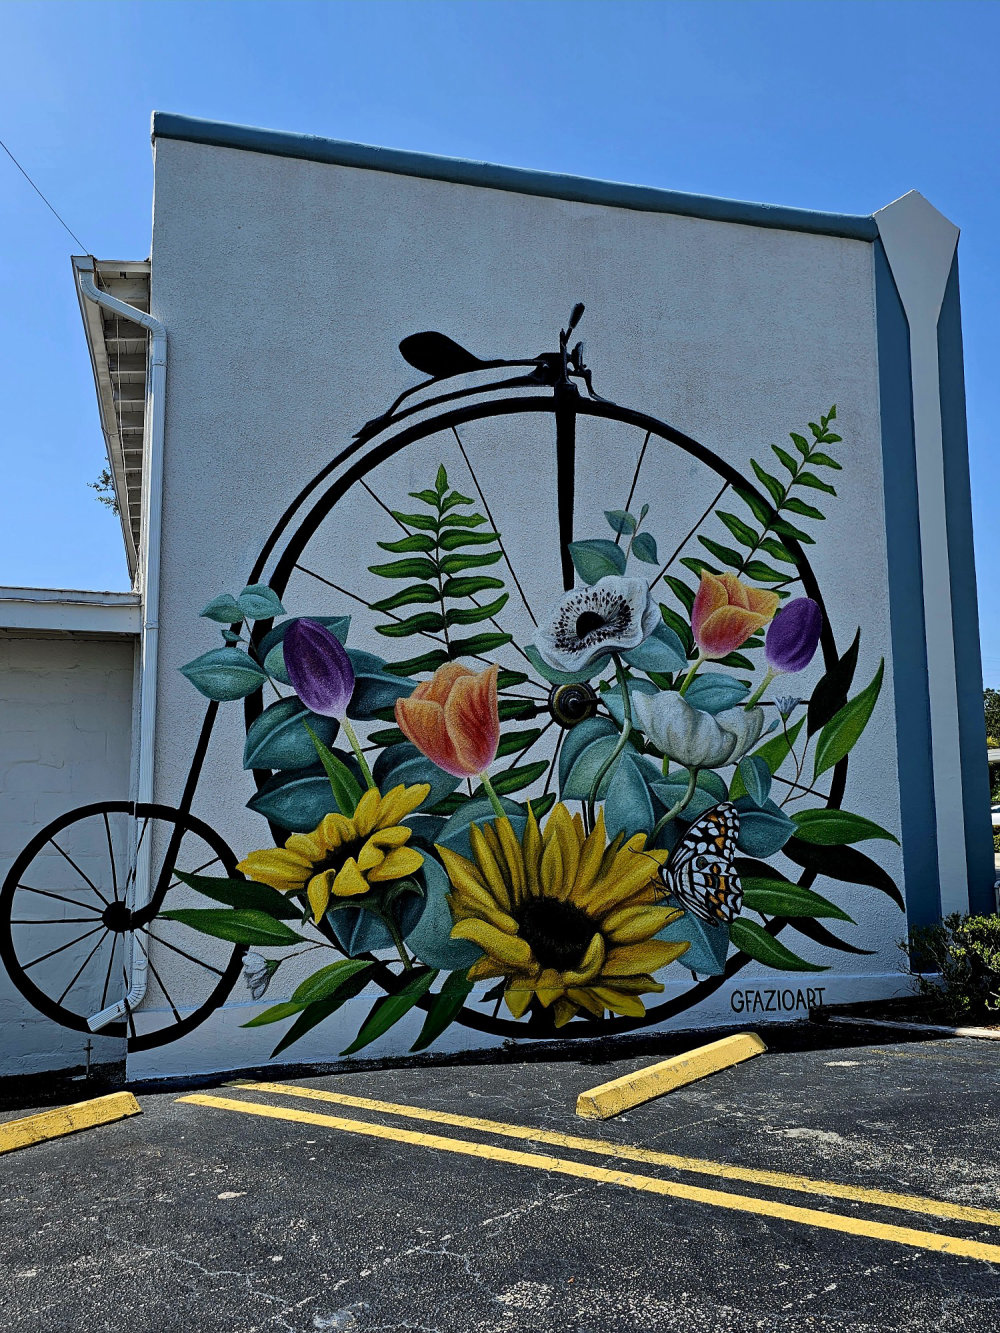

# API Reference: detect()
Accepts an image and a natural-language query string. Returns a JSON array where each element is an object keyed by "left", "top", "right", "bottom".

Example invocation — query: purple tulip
[
  {"left": 765, "top": 598, "right": 822, "bottom": 674},
  {"left": 283, "top": 619, "right": 355, "bottom": 719}
]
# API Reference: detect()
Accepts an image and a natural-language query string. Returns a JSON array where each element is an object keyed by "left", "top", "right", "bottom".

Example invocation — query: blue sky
[{"left": 2, "top": 0, "right": 999, "bottom": 682}]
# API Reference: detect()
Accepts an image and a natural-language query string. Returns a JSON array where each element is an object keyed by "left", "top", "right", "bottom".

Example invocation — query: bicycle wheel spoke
[
  {"left": 56, "top": 930, "right": 110, "bottom": 1006},
  {"left": 48, "top": 838, "right": 110, "bottom": 906},
  {"left": 452, "top": 426, "right": 537, "bottom": 627},
  {"left": 617, "top": 430, "right": 651, "bottom": 539},
  {"left": 542, "top": 730, "right": 564, "bottom": 797},
  {"left": 650, "top": 480, "right": 730, "bottom": 590},
  {"left": 9, "top": 917, "right": 104, "bottom": 925},
  {"left": 102, "top": 810, "right": 121, "bottom": 903},
  {"left": 121, "top": 817, "right": 151, "bottom": 897},
  {"left": 165, "top": 853, "right": 221, "bottom": 894},
  {"left": 23, "top": 924, "right": 106, "bottom": 971},
  {"left": 141, "top": 927, "right": 226, "bottom": 978},
  {"left": 15, "top": 886, "right": 103, "bottom": 914},
  {"left": 135, "top": 935, "right": 182, "bottom": 1025}
]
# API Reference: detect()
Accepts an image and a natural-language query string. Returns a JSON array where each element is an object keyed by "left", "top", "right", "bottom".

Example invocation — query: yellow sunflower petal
[
  {"left": 494, "top": 817, "right": 527, "bottom": 906},
  {"left": 367, "top": 825, "right": 413, "bottom": 849},
  {"left": 467, "top": 957, "right": 509, "bottom": 982},
  {"left": 521, "top": 806, "right": 543, "bottom": 897},
  {"left": 605, "top": 973, "right": 665, "bottom": 995},
  {"left": 602, "top": 939, "right": 690, "bottom": 976},
  {"left": 589, "top": 986, "right": 647, "bottom": 1018},
  {"left": 374, "top": 782, "right": 431, "bottom": 829},
  {"left": 435, "top": 843, "right": 491, "bottom": 904},
  {"left": 572, "top": 807, "right": 607, "bottom": 899},
  {"left": 351, "top": 787, "right": 382, "bottom": 837},
  {"left": 468, "top": 823, "right": 511, "bottom": 911},
  {"left": 599, "top": 903, "right": 675, "bottom": 944},
  {"left": 306, "top": 875, "right": 331, "bottom": 923},
  {"left": 562, "top": 932, "right": 606, "bottom": 986},
  {"left": 367, "top": 846, "right": 425, "bottom": 882},
  {"left": 356, "top": 840, "right": 385, "bottom": 874},
  {"left": 236, "top": 848, "right": 311, "bottom": 893},
  {"left": 451, "top": 918, "right": 534, "bottom": 969},
  {"left": 552, "top": 998, "right": 579, "bottom": 1028},
  {"left": 540, "top": 803, "right": 579, "bottom": 900},
  {"left": 566, "top": 986, "right": 607, "bottom": 1018},
  {"left": 283, "top": 830, "right": 327, "bottom": 862},
  {"left": 331, "top": 857, "right": 370, "bottom": 898},
  {"left": 504, "top": 981, "right": 533, "bottom": 1019}
]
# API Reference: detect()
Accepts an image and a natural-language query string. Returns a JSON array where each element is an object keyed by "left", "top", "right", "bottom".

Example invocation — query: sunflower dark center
[
  {"left": 310, "top": 838, "right": 363, "bottom": 878},
  {"left": 575, "top": 610, "right": 606, "bottom": 639},
  {"left": 517, "top": 897, "right": 597, "bottom": 971}
]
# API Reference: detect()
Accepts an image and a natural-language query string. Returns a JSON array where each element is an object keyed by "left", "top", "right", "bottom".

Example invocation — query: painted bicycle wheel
[{"left": 0, "top": 801, "right": 245, "bottom": 1051}]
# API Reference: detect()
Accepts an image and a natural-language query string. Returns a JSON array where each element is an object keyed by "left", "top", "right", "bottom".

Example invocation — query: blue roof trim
[{"left": 151, "top": 112, "right": 878, "bottom": 242}]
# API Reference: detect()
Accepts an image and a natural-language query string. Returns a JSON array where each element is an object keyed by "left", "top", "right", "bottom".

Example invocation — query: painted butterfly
[{"left": 656, "top": 801, "right": 742, "bottom": 924}]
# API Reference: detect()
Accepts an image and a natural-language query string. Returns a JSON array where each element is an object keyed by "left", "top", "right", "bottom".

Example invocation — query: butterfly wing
[{"left": 666, "top": 802, "right": 743, "bottom": 924}]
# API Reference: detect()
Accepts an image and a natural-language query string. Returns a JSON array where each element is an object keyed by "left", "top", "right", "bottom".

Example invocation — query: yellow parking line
[
  {"left": 179, "top": 1093, "right": 1000, "bottom": 1265},
  {"left": 242, "top": 1080, "right": 1000, "bottom": 1231}
]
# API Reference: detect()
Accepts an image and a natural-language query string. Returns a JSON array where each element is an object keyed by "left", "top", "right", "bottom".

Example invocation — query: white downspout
[{"left": 77, "top": 263, "right": 166, "bottom": 1031}]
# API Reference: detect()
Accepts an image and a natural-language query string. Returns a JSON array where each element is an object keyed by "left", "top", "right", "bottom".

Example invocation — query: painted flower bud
[
  {"left": 283, "top": 618, "right": 355, "bottom": 719},
  {"left": 395, "top": 662, "right": 500, "bottom": 778},
  {"left": 765, "top": 598, "right": 822, "bottom": 674}
]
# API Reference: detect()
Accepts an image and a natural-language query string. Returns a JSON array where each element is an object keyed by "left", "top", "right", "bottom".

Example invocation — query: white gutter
[{"left": 77, "top": 263, "right": 166, "bottom": 1032}]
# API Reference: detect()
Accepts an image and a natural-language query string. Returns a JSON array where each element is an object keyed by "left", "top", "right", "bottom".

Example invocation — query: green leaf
[
  {"left": 172, "top": 871, "right": 301, "bottom": 919},
  {"left": 269, "top": 967, "right": 374, "bottom": 1057},
  {"left": 698, "top": 536, "right": 744, "bottom": 570},
  {"left": 292, "top": 959, "right": 372, "bottom": 1007},
  {"left": 392, "top": 510, "right": 438, "bottom": 531},
  {"left": 809, "top": 452, "right": 842, "bottom": 470},
  {"left": 680, "top": 556, "right": 719, "bottom": 578},
  {"left": 438, "top": 512, "right": 487, "bottom": 529},
  {"left": 445, "top": 594, "right": 509, "bottom": 625},
  {"left": 447, "top": 631, "right": 512, "bottom": 657},
  {"left": 568, "top": 539, "right": 627, "bottom": 583},
  {"left": 410, "top": 971, "right": 475, "bottom": 1052},
  {"left": 659, "top": 606, "right": 693, "bottom": 657},
  {"left": 743, "top": 559, "right": 789, "bottom": 584},
  {"left": 387, "top": 649, "right": 450, "bottom": 676},
  {"left": 435, "top": 465, "right": 448, "bottom": 494},
  {"left": 750, "top": 460, "right": 785, "bottom": 506},
  {"left": 305, "top": 722, "right": 363, "bottom": 815},
  {"left": 341, "top": 968, "right": 439, "bottom": 1055},
  {"left": 771, "top": 445, "right": 799, "bottom": 475},
  {"left": 496, "top": 727, "right": 543, "bottom": 758},
  {"left": 605, "top": 509, "right": 637, "bottom": 535},
  {"left": 367, "top": 725, "right": 407, "bottom": 748},
  {"left": 733, "top": 484, "right": 774, "bottom": 528},
  {"left": 243, "top": 698, "right": 338, "bottom": 772},
  {"left": 741, "top": 877, "right": 853, "bottom": 922},
  {"left": 664, "top": 576, "right": 696, "bottom": 613},
  {"left": 717, "top": 512, "right": 759, "bottom": 548},
  {"left": 729, "top": 919, "right": 828, "bottom": 971},
  {"left": 789, "top": 431, "right": 810, "bottom": 457},
  {"left": 180, "top": 647, "right": 268, "bottom": 701},
  {"left": 159, "top": 908, "right": 307, "bottom": 947},
  {"left": 480, "top": 760, "right": 549, "bottom": 796},
  {"left": 528, "top": 793, "right": 556, "bottom": 820},
  {"left": 441, "top": 489, "right": 476, "bottom": 511},
  {"left": 375, "top": 611, "right": 446, "bottom": 638},
  {"left": 370, "top": 584, "right": 440, "bottom": 613},
  {"left": 814, "top": 660, "right": 884, "bottom": 778},
  {"left": 368, "top": 557, "right": 438, "bottom": 580},
  {"left": 406, "top": 490, "right": 439, "bottom": 507},
  {"left": 237, "top": 584, "right": 286, "bottom": 621},
  {"left": 200, "top": 593, "right": 244, "bottom": 624},
  {"left": 796, "top": 472, "right": 837, "bottom": 496},
  {"left": 737, "top": 755, "right": 771, "bottom": 806},
  {"left": 772, "top": 517, "right": 815, "bottom": 545},
  {"left": 791, "top": 808, "right": 899, "bottom": 846},
  {"left": 442, "top": 575, "right": 505, "bottom": 598},
  {"left": 781, "top": 838, "right": 904, "bottom": 911},
  {"left": 715, "top": 650, "right": 754, "bottom": 671},
  {"left": 377, "top": 533, "right": 436, "bottom": 554},
  {"left": 808, "top": 629, "right": 860, "bottom": 736},
  {"left": 438, "top": 529, "right": 501, "bottom": 551},
  {"left": 242, "top": 1001, "right": 303, "bottom": 1028},
  {"left": 782, "top": 496, "right": 825, "bottom": 521},
  {"left": 439, "top": 550, "right": 504, "bottom": 576},
  {"left": 630, "top": 532, "right": 658, "bottom": 564},
  {"left": 759, "top": 537, "right": 797, "bottom": 565}
]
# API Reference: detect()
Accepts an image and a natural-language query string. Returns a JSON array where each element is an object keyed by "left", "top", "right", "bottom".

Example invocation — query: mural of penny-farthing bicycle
[{"left": 0, "top": 306, "right": 901, "bottom": 1057}]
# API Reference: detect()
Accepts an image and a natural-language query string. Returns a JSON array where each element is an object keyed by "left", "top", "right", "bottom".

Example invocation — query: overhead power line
[{"left": 0, "top": 134, "right": 88, "bottom": 252}]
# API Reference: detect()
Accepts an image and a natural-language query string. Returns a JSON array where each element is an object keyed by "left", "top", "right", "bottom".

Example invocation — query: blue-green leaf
[
  {"left": 737, "top": 755, "right": 771, "bottom": 806},
  {"left": 568, "top": 539, "right": 627, "bottom": 584},
  {"left": 622, "top": 622, "right": 687, "bottom": 674},
  {"left": 630, "top": 532, "right": 658, "bottom": 564},
  {"left": 605, "top": 509, "right": 637, "bottom": 535},
  {"left": 200, "top": 593, "right": 244, "bottom": 624},
  {"left": 237, "top": 584, "right": 286, "bottom": 621},
  {"left": 734, "top": 798, "right": 796, "bottom": 856},
  {"left": 243, "top": 697, "right": 338, "bottom": 772},
  {"left": 180, "top": 647, "right": 268, "bottom": 701},
  {"left": 523, "top": 641, "right": 609, "bottom": 685},
  {"left": 372, "top": 743, "right": 460, "bottom": 809},
  {"left": 684, "top": 673, "right": 750, "bottom": 714}
]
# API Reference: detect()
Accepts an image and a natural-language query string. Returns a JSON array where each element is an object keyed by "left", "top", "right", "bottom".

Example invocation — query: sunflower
[
  {"left": 436, "top": 804, "right": 690, "bottom": 1027},
  {"left": 238, "top": 783, "right": 430, "bottom": 924}
]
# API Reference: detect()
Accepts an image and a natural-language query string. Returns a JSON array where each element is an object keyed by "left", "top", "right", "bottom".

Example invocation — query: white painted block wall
[{"left": 0, "top": 634, "right": 135, "bottom": 1076}]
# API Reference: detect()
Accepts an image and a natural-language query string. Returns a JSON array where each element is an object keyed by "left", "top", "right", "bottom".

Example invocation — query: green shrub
[
  {"left": 904, "top": 913, "right": 1000, "bottom": 1023},
  {"left": 993, "top": 830, "right": 1000, "bottom": 854}
]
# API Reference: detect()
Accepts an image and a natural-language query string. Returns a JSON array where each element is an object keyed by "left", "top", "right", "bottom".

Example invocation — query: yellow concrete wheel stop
[
  {"left": 576, "top": 1032, "right": 767, "bottom": 1119},
  {"left": 0, "top": 1091, "right": 141, "bottom": 1155}
]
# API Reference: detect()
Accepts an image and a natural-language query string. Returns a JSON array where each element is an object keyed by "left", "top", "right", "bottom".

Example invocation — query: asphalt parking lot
[{"left": 2, "top": 1025, "right": 999, "bottom": 1332}]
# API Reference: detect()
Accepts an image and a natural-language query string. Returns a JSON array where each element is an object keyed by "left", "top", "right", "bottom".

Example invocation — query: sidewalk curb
[
  {"left": 0, "top": 1092, "right": 141, "bottom": 1155},
  {"left": 819, "top": 1015, "right": 1000, "bottom": 1041}
]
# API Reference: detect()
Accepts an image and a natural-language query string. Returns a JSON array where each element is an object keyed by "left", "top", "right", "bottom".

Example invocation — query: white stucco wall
[
  {"left": 133, "top": 137, "right": 911, "bottom": 1078},
  {"left": 0, "top": 633, "right": 135, "bottom": 1076}
]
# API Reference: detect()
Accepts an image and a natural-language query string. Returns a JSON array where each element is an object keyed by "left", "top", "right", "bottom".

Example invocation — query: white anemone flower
[
  {"left": 633, "top": 692, "right": 765, "bottom": 770},
  {"left": 534, "top": 576, "right": 659, "bottom": 674}
]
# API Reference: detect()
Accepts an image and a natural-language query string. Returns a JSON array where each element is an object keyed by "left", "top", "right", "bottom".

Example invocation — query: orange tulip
[
  {"left": 395, "top": 662, "right": 500, "bottom": 779},
  {"left": 691, "top": 571, "right": 780, "bottom": 659}
]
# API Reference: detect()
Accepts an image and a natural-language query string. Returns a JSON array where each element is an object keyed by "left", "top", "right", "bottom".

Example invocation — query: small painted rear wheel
[{"left": 0, "top": 801, "right": 246, "bottom": 1052}]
